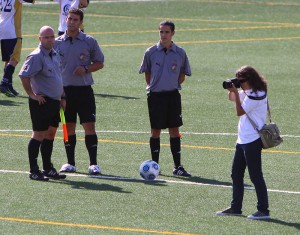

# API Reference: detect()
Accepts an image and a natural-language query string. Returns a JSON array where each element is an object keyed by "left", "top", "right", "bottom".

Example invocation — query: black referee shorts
[
  {"left": 64, "top": 86, "right": 96, "bottom": 124},
  {"left": 147, "top": 90, "right": 183, "bottom": 129},
  {"left": 29, "top": 97, "right": 60, "bottom": 131}
]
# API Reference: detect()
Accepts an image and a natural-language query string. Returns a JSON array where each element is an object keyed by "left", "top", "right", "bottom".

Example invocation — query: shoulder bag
[{"left": 245, "top": 100, "right": 283, "bottom": 149}]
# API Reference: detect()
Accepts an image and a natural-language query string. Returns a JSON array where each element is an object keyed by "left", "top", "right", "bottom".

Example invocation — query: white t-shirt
[
  {"left": 54, "top": 0, "right": 80, "bottom": 32},
  {"left": 0, "top": 0, "right": 23, "bottom": 39},
  {"left": 237, "top": 89, "right": 268, "bottom": 144}
]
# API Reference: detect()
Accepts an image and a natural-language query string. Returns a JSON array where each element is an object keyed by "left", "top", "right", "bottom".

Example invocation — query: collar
[
  {"left": 243, "top": 89, "right": 267, "bottom": 100},
  {"left": 157, "top": 41, "right": 177, "bottom": 52},
  {"left": 62, "top": 31, "right": 84, "bottom": 42},
  {"left": 39, "top": 44, "right": 56, "bottom": 56}
]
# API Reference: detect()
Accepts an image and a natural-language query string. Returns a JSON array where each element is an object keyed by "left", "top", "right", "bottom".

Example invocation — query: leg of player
[
  {"left": 169, "top": 127, "right": 191, "bottom": 177},
  {"left": 82, "top": 122, "right": 100, "bottom": 175},
  {"left": 1, "top": 39, "right": 21, "bottom": 97},
  {"left": 150, "top": 128, "right": 161, "bottom": 164},
  {"left": 28, "top": 131, "right": 48, "bottom": 181},
  {"left": 41, "top": 126, "right": 66, "bottom": 179},
  {"left": 60, "top": 122, "right": 77, "bottom": 173}
]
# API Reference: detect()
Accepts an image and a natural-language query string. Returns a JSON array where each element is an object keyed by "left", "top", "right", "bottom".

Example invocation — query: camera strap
[
  {"left": 242, "top": 89, "right": 267, "bottom": 100},
  {"left": 242, "top": 89, "right": 271, "bottom": 123}
]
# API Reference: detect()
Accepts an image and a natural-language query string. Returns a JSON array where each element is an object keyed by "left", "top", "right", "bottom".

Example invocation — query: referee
[
  {"left": 19, "top": 26, "right": 66, "bottom": 181},
  {"left": 54, "top": 8, "right": 104, "bottom": 175},
  {"left": 139, "top": 20, "right": 192, "bottom": 177}
]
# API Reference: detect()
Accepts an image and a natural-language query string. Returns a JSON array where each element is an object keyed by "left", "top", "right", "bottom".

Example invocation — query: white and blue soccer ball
[{"left": 139, "top": 160, "right": 160, "bottom": 180}]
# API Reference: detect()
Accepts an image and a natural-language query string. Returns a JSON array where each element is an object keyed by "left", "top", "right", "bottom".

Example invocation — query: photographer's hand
[
  {"left": 234, "top": 89, "right": 245, "bottom": 117},
  {"left": 227, "top": 85, "right": 238, "bottom": 101}
]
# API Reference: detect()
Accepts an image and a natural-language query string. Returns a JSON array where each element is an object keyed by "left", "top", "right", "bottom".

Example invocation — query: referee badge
[{"left": 172, "top": 63, "right": 177, "bottom": 71}]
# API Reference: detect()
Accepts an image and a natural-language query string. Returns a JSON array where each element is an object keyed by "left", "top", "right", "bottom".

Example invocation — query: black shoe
[
  {"left": 173, "top": 166, "right": 192, "bottom": 177},
  {"left": 247, "top": 211, "right": 270, "bottom": 220},
  {"left": 216, "top": 207, "right": 242, "bottom": 216},
  {"left": 0, "top": 84, "right": 15, "bottom": 97},
  {"left": 43, "top": 168, "right": 66, "bottom": 179},
  {"left": 29, "top": 170, "right": 49, "bottom": 181},
  {"left": 8, "top": 85, "right": 19, "bottom": 96}
]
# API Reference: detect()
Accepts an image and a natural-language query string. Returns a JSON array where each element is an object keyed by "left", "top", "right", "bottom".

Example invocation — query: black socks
[
  {"left": 150, "top": 137, "right": 160, "bottom": 163},
  {"left": 64, "top": 134, "right": 76, "bottom": 166},
  {"left": 170, "top": 137, "right": 181, "bottom": 168},
  {"left": 41, "top": 139, "right": 54, "bottom": 170},
  {"left": 28, "top": 138, "right": 41, "bottom": 172},
  {"left": 85, "top": 134, "right": 98, "bottom": 165}
]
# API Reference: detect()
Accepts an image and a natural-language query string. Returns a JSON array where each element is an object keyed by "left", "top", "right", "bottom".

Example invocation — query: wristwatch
[{"left": 83, "top": 65, "right": 89, "bottom": 73}]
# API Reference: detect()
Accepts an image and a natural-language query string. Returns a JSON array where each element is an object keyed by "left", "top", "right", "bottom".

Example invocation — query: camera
[{"left": 222, "top": 78, "right": 241, "bottom": 89}]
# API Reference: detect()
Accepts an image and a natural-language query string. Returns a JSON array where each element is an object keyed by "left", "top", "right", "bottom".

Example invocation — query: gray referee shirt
[
  {"left": 139, "top": 42, "right": 191, "bottom": 92},
  {"left": 19, "top": 45, "right": 63, "bottom": 101},
  {"left": 54, "top": 31, "right": 104, "bottom": 86}
]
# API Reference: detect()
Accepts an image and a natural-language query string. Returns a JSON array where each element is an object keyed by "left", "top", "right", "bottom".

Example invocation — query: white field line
[
  {"left": 0, "top": 169, "right": 299, "bottom": 195},
  {"left": 0, "top": 129, "right": 300, "bottom": 138}
]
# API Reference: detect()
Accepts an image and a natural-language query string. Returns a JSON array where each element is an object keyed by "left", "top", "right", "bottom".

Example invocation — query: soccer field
[{"left": 0, "top": 0, "right": 299, "bottom": 234}]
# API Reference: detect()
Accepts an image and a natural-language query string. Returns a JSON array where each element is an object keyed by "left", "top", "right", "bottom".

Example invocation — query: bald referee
[
  {"left": 19, "top": 26, "right": 66, "bottom": 181},
  {"left": 139, "top": 20, "right": 192, "bottom": 177}
]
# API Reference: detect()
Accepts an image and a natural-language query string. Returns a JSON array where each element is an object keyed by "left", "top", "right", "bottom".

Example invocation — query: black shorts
[
  {"left": 1, "top": 38, "right": 19, "bottom": 62},
  {"left": 147, "top": 90, "right": 183, "bottom": 129},
  {"left": 64, "top": 86, "right": 96, "bottom": 124},
  {"left": 29, "top": 97, "right": 60, "bottom": 131}
]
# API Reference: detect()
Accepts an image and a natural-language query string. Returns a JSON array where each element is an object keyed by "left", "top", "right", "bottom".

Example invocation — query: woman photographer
[{"left": 216, "top": 65, "right": 270, "bottom": 220}]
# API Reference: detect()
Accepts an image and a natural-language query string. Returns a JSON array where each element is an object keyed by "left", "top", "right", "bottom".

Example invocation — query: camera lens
[{"left": 222, "top": 81, "right": 232, "bottom": 89}]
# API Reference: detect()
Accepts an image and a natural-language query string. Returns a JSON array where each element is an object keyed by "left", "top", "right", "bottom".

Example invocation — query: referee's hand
[
  {"left": 73, "top": 66, "right": 86, "bottom": 76},
  {"left": 31, "top": 94, "right": 46, "bottom": 105}
]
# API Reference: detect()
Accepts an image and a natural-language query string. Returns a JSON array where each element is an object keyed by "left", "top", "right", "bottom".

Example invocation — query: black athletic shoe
[
  {"left": 29, "top": 170, "right": 49, "bottom": 181},
  {"left": 8, "top": 85, "right": 19, "bottom": 96},
  {"left": 43, "top": 168, "right": 66, "bottom": 179},
  {"left": 216, "top": 207, "right": 242, "bottom": 216},
  {"left": 173, "top": 166, "right": 192, "bottom": 177},
  {"left": 0, "top": 84, "right": 15, "bottom": 97}
]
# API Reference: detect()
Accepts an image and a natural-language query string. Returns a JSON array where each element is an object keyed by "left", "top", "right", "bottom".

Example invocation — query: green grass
[{"left": 0, "top": 0, "right": 300, "bottom": 234}]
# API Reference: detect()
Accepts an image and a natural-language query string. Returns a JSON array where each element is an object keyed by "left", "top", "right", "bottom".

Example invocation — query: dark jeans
[{"left": 231, "top": 138, "right": 269, "bottom": 213}]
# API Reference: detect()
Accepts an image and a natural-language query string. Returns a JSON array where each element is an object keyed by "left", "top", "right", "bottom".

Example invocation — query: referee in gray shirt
[
  {"left": 139, "top": 20, "right": 192, "bottom": 177},
  {"left": 55, "top": 8, "right": 104, "bottom": 175},
  {"left": 19, "top": 26, "right": 66, "bottom": 181}
]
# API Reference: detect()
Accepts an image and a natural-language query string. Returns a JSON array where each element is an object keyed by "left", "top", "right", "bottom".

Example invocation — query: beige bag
[{"left": 258, "top": 123, "right": 283, "bottom": 149}]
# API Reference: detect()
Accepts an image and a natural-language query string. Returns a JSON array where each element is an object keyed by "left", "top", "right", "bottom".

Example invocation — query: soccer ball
[{"left": 139, "top": 160, "right": 160, "bottom": 180}]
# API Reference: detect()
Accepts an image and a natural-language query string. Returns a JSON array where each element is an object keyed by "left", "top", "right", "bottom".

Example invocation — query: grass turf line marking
[
  {"left": 0, "top": 132, "right": 299, "bottom": 155},
  {"left": 0, "top": 170, "right": 299, "bottom": 195},
  {"left": 20, "top": 36, "right": 300, "bottom": 51},
  {"left": 0, "top": 216, "right": 199, "bottom": 235},
  {"left": 33, "top": 0, "right": 300, "bottom": 7}
]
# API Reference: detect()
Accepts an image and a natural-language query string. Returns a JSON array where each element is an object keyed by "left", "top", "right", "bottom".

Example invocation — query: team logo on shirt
[
  {"left": 172, "top": 63, "right": 177, "bottom": 71},
  {"left": 22, "top": 64, "right": 30, "bottom": 72},
  {"left": 63, "top": 4, "right": 71, "bottom": 15}
]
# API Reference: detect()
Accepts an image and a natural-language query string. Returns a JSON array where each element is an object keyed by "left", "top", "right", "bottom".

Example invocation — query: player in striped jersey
[{"left": 0, "top": 0, "right": 34, "bottom": 97}]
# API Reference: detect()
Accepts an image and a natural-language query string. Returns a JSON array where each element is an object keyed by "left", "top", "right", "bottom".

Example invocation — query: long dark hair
[{"left": 235, "top": 65, "right": 267, "bottom": 93}]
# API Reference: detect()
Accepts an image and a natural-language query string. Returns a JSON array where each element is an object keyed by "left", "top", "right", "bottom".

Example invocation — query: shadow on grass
[
  {"left": 160, "top": 174, "right": 238, "bottom": 187},
  {"left": 94, "top": 93, "right": 139, "bottom": 100},
  {"left": 49, "top": 172, "right": 168, "bottom": 190},
  {"left": 49, "top": 178, "right": 132, "bottom": 193},
  {"left": 0, "top": 99, "right": 24, "bottom": 106},
  {"left": 263, "top": 218, "right": 300, "bottom": 230},
  {"left": 97, "top": 174, "right": 168, "bottom": 187}
]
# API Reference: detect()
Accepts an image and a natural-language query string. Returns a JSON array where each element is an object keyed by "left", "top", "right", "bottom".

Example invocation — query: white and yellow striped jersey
[{"left": 0, "top": 0, "right": 25, "bottom": 40}]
